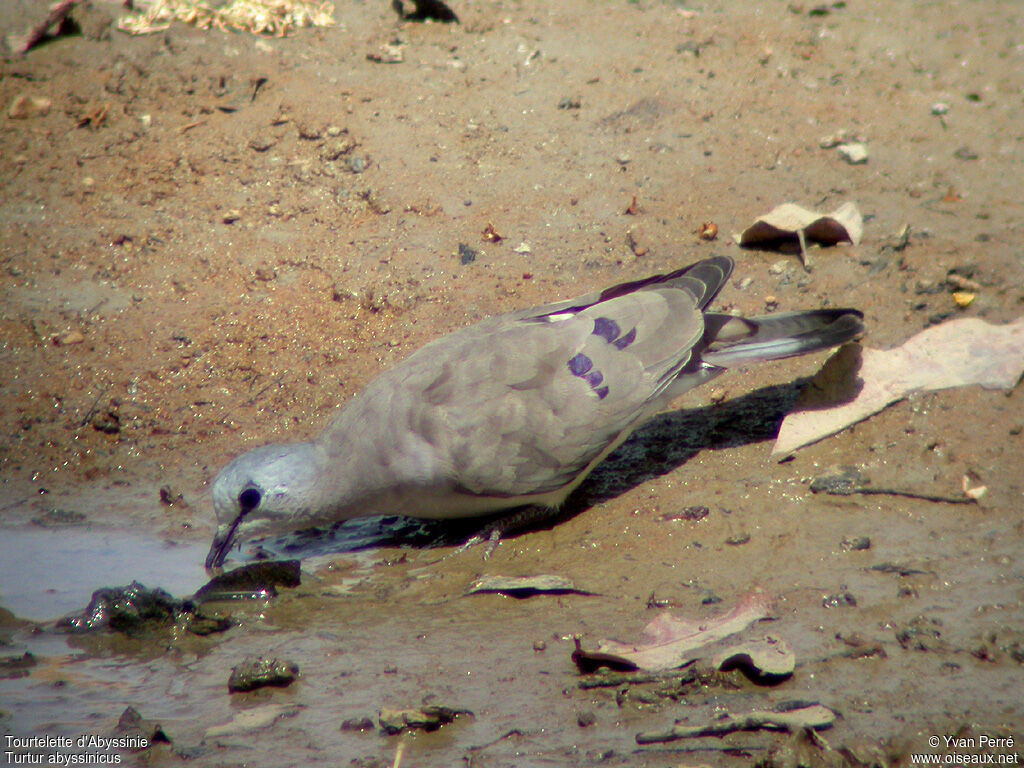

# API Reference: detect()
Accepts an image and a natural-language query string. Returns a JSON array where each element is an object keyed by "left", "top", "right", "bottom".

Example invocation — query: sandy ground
[{"left": 1, "top": 0, "right": 1024, "bottom": 766}]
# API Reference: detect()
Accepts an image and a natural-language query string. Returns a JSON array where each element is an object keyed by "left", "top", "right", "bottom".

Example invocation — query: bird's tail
[{"left": 701, "top": 309, "right": 864, "bottom": 367}]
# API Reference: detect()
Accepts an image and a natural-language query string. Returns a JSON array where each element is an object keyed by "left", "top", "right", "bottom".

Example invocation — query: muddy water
[
  {"left": 0, "top": 527, "right": 209, "bottom": 620},
  {"left": 2, "top": 444, "right": 1023, "bottom": 768}
]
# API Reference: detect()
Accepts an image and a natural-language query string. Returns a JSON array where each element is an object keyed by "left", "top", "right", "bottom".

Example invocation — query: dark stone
[
  {"left": 0, "top": 652, "right": 36, "bottom": 680},
  {"left": 57, "top": 581, "right": 231, "bottom": 637},
  {"left": 228, "top": 657, "right": 299, "bottom": 693},
  {"left": 194, "top": 560, "right": 301, "bottom": 603},
  {"left": 458, "top": 243, "right": 477, "bottom": 265}
]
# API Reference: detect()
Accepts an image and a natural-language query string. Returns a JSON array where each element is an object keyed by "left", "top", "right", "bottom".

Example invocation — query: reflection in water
[{"left": 0, "top": 528, "right": 209, "bottom": 621}]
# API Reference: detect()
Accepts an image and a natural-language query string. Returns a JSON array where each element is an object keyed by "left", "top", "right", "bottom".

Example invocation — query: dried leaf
[
  {"left": 712, "top": 635, "right": 795, "bottom": 679},
  {"left": 205, "top": 705, "right": 301, "bottom": 738},
  {"left": 572, "top": 592, "right": 772, "bottom": 672},
  {"left": 481, "top": 222, "right": 503, "bottom": 242},
  {"left": 737, "top": 201, "right": 863, "bottom": 248},
  {"left": 773, "top": 317, "right": 1024, "bottom": 455},
  {"left": 466, "top": 574, "right": 592, "bottom": 598},
  {"left": 119, "top": 0, "right": 335, "bottom": 37}
]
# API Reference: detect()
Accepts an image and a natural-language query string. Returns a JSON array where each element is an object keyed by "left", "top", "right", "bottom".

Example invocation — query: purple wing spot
[
  {"left": 592, "top": 317, "right": 620, "bottom": 343},
  {"left": 594, "top": 385, "right": 610, "bottom": 400},
  {"left": 612, "top": 326, "right": 637, "bottom": 350},
  {"left": 567, "top": 353, "right": 593, "bottom": 376},
  {"left": 584, "top": 371, "right": 604, "bottom": 388}
]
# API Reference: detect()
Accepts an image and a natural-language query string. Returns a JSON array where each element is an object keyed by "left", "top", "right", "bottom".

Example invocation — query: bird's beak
[{"left": 205, "top": 523, "right": 237, "bottom": 570}]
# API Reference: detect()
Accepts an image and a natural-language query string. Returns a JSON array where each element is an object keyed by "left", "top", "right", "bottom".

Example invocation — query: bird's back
[{"left": 316, "top": 257, "right": 735, "bottom": 516}]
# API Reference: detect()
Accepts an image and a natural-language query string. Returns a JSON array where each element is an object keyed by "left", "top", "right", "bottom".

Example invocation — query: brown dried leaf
[
  {"left": 572, "top": 592, "right": 772, "bottom": 672},
  {"left": 773, "top": 317, "right": 1024, "bottom": 455},
  {"left": 737, "top": 201, "right": 862, "bottom": 248}
]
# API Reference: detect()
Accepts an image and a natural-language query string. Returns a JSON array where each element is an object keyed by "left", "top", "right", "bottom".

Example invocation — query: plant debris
[
  {"left": 481, "top": 222, "right": 504, "bottom": 242},
  {"left": 736, "top": 201, "right": 862, "bottom": 270},
  {"left": 118, "top": 0, "right": 336, "bottom": 36},
  {"left": 712, "top": 635, "right": 795, "bottom": 681},
  {"left": 809, "top": 468, "right": 979, "bottom": 505},
  {"left": 636, "top": 702, "right": 837, "bottom": 744},
  {"left": 774, "top": 317, "right": 1024, "bottom": 455},
  {"left": 391, "top": 0, "right": 459, "bottom": 23},
  {"left": 6, "top": 0, "right": 77, "bottom": 55},
  {"left": 378, "top": 704, "right": 473, "bottom": 734},
  {"left": 572, "top": 592, "right": 773, "bottom": 672},
  {"left": 466, "top": 574, "right": 593, "bottom": 598}
]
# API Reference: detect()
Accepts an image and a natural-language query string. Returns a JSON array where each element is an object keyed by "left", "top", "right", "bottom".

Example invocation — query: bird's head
[{"left": 205, "top": 442, "right": 326, "bottom": 569}]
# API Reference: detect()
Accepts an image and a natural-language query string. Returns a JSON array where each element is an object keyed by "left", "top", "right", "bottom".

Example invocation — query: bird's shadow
[{"left": 243, "top": 379, "right": 808, "bottom": 562}]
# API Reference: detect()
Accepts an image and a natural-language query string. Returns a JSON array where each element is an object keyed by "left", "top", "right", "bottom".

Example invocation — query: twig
[
  {"left": 244, "top": 375, "right": 286, "bottom": 406},
  {"left": 464, "top": 729, "right": 525, "bottom": 754},
  {"left": 636, "top": 704, "right": 836, "bottom": 744},
  {"left": 179, "top": 119, "right": 206, "bottom": 134},
  {"left": 822, "top": 486, "right": 976, "bottom": 505},
  {"left": 796, "top": 228, "right": 811, "bottom": 271},
  {"left": 391, "top": 739, "right": 405, "bottom": 768},
  {"left": 80, "top": 387, "right": 109, "bottom": 428}
]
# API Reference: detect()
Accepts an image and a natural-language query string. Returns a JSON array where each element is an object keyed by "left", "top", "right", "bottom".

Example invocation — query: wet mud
[{"left": 2, "top": 0, "right": 1024, "bottom": 765}]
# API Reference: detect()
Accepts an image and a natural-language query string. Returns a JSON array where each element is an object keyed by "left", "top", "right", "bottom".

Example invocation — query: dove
[{"left": 206, "top": 255, "right": 863, "bottom": 567}]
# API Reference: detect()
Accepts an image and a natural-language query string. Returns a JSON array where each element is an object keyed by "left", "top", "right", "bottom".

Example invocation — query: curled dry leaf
[
  {"left": 736, "top": 201, "right": 863, "bottom": 249},
  {"left": 481, "top": 222, "right": 503, "bottom": 242},
  {"left": 698, "top": 221, "right": 718, "bottom": 240},
  {"left": 712, "top": 635, "right": 795, "bottom": 680},
  {"left": 572, "top": 592, "right": 772, "bottom": 672},
  {"left": 961, "top": 475, "right": 987, "bottom": 500},
  {"left": 773, "top": 317, "right": 1024, "bottom": 456},
  {"left": 119, "top": 0, "right": 336, "bottom": 36}
]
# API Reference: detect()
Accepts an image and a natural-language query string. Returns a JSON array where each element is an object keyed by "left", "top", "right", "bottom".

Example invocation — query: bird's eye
[{"left": 238, "top": 487, "right": 262, "bottom": 511}]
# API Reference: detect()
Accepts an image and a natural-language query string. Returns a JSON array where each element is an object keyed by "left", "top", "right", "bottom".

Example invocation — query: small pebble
[
  {"left": 837, "top": 142, "right": 868, "bottom": 164},
  {"left": 952, "top": 291, "right": 975, "bottom": 308},
  {"left": 822, "top": 591, "right": 858, "bottom": 608},
  {"left": 8, "top": 94, "right": 51, "bottom": 119},
  {"left": 841, "top": 536, "right": 871, "bottom": 551},
  {"left": 227, "top": 657, "right": 299, "bottom": 693},
  {"left": 458, "top": 243, "right": 478, "bottom": 265},
  {"left": 56, "top": 330, "right": 85, "bottom": 346},
  {"left": 576, "top": 711, "right": 597, "bottom": 728},
  {"left": 339, "top": 717, "right": 374, "bottom": 732}
]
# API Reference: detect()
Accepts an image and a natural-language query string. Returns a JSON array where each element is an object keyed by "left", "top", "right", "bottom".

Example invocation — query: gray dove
[{"left": 206, "top": 255, "right": 863, "bottom": 568}]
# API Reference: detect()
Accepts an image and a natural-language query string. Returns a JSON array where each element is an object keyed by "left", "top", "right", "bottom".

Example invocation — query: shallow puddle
[{"left": 0, "top": 527, "right": 210, "bottom": 621}]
